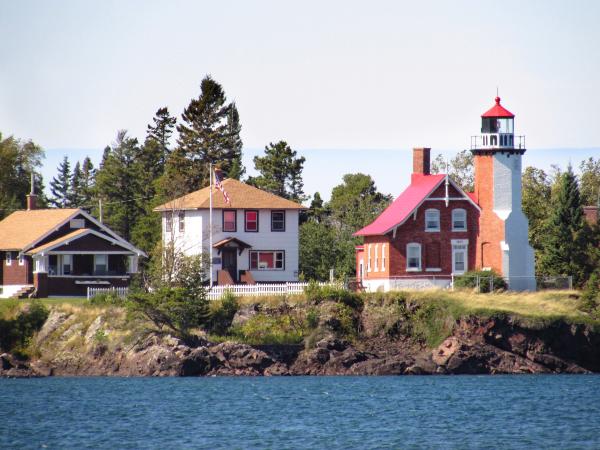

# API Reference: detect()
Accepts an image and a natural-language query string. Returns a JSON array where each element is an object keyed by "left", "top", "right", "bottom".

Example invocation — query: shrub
[
  {"left": 208, "top": 291, "right": 239, "bottom": 335},
  {"left": 233, "top": 314, "right": 304, "bottom": 345},
  {"left": 90, "top": 292, "right": 122, "bottom": 306},
  {"left": 581, "top": 273, "right": 600, "bottom": 313},
  {"left": 453, "top": 270, "right": 507, "bottom": 293},
  {"left": 0, "top": 301, "right": 49, "bottom": 356},
  {"left": 304, "top": 282, "right": 363, "bottom": 309},
  {"left": 306, "top": 307, "right": 320, "bottom": 329}
]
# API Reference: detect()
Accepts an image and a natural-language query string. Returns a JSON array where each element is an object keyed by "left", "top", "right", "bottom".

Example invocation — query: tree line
[{"left": 1, "top": 77, "right": 599, "bottom": 287}]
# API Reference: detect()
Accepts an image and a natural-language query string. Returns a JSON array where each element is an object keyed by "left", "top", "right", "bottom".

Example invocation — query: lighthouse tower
[{"left": 471, "top": 96, "right": 536, "bottom": 290}]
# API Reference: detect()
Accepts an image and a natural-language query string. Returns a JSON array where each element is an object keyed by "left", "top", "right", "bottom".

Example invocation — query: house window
[
  {"left": 5, "top": 252, "right": 11, "bottom": 266},
  {"left": 178, "top": 212, "right": 185, "bottom": 232},
  {"left": 223, "top": 210, "right": 237, "bottom": 232},
  {"left": 374, "top": 244, "right": 379, "bottom": 272},
  {"left": 367, "top": 245, "right": 372, "bottom": 272},
  {"left": 271, "top": 210, "right": 285, "bottom": 232},
  {"left": 95, "top": 254, "right": 108, "bottom": 275},
  {"left": 249, "top": 251, "right": 284, "bottom": 270},
  {"left": 452, "top": 209, "right": 467, "bottom": 231},
  {"left": 406, "top": 243, "right": 422, "bottom": 271},
  {"left": 425, "top": 209, "right": 440, "bottom": 232},
  {"left": 245, "top": 210, "right": 258, "bottom": 232},
  {"left": 18, "top": 254, "right": 25, "bottom": 266},
  {"left": 165, "top": 214, "right": 173, "bottom": 233},
  {"left": 62, "top": 255, "right": 72, "bottom": 275},
  {"left": 381, "top": 244, "right": 386, "bottom": 271}
]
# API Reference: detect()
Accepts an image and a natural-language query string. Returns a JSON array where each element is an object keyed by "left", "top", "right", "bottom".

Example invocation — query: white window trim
[
  {"left": 374, "top": 244, "right": 379, "bottom": 272},
  {"left": 452, "top": 208, "right": 467, "bottom": 232},
  {"left": 451, "top": 239, "right": 469, "bottom": 275},
  {"left": 250, "top": 250, "right": 285, "bottom": 271},
  {"left": 61, "top": 254, "right": 72, "bottom": 275},
  {"left": 406, "top": 243, "right": 422, "bottom": 272},
  {"left": 425, "top": 209, "right": 440, "bottom": 232},
  {"left": 5, "top": 252, "right": 11, "bottom": 266},
  {"left": 367, "top": 245, "right": 372, "bottom": 272},
  {"left": 381, "top": 244, "right": 386, "bottom": 271},
  {"left": 94, "top": 254, "right": 108, "bottom": 274},
  {"left": 178, "top": 212, "right": 185, "bottom": 233},
  {"left": 18, "top": 254, "right": 25, "bottom": 266}
]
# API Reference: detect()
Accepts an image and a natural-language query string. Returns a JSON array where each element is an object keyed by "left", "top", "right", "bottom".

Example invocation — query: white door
[{"left": 452, "top": 248, "right": 467, "bottom": 274}]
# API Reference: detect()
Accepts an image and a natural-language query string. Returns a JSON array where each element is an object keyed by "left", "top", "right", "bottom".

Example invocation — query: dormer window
[
  {"left": 425, "top": 209, "right": 440, "bottom": 232},
  {"left": 452, "top": 209, "right": 467, "bottom": 231}
]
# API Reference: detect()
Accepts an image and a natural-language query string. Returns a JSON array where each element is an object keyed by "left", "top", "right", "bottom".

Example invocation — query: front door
[{"left": 221, "top": 248, "right": 237, "bottom": 282}]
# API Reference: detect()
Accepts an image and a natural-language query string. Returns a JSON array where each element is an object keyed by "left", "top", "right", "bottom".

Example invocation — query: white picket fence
[
  {"left": 87, "top": 282, "right": 337, "bottom": 301},
  {"left": 206, "top": 282, "right": 335, "bottom": 300},
  {"left": 87, "top": 286, "right": 129, "bottom": 300}
]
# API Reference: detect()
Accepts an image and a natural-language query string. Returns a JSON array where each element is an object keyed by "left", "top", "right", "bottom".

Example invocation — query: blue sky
[{"left": 1, "top": 1, "right": 599, "bottom": 200}]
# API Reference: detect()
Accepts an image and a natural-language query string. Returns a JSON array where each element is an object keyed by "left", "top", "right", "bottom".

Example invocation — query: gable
[{"left": 27, "top": 229, "right": 136, "bottom": 255}]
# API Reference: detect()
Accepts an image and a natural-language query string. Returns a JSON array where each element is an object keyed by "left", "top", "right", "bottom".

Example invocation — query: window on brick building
[
  {"left": 425, "top": 209, "right": 440, "bottom": 232},
  {"left": 374, "top": 244, "right": 379, "bottom": 272},
  {"left": 381, "top": 244, "right": 386, "bottom": 271},
  {"left": 367, "top": 245, "right": 372, "bottom": 272},
  {"left": 5, "top": 252, "right": 11, "bottom": 266},
  {"left": 406, "top": 243, "right": 421, "bottom": 271},
  {"left": 452, "top": 209, "right": 467, "bottom": 231}
]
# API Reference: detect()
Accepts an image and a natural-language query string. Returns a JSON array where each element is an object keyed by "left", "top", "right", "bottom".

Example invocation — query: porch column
[
  {"left": 128, "top": 255, "right": 139, "bottom": 273},
  {"left": 32, "top": 253, "right": 48, "bottom": 298}
]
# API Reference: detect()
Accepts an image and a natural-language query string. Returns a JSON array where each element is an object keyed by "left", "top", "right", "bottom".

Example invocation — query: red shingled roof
[
  {"left": 482, "top": 96, "right": 514, "bottom": 118},
  {"left": 354, "top": 174, "right": 446, "bottom": 236}
]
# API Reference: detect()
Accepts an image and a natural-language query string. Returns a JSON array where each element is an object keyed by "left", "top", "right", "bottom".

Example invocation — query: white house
[{"left": 154, "top": 178, "right": 306, "bottom": 285}]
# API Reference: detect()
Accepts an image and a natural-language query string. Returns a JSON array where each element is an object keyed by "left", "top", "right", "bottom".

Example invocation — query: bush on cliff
[
  {"left": 232, "top": 313, "right": 304, "bottom": 345},
  {"left": 127, "top": 249, "right": 210, "bottom": 339},
  {"left": 304, "top": 282, "right": 363, "bottom": 309},
  {"left": 0, "top": 301, "right": 49, "bottom": 357},
  {"left": 581, "top": 273, "right": 600, "bottom": 314},
  {"left": 453, "top": 270, "right": 507, "bottom": 293},
  {"left": 207, "top": 291, "right": 239, "bottom": 335}
]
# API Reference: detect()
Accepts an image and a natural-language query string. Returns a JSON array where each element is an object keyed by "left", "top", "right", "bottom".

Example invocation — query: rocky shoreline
[{"left": 2, "top": 307, "right": 598, "bottom": 378}]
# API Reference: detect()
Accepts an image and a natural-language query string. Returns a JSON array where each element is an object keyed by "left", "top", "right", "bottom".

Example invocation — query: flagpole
[{"left": 209, "top": 162, "right": 213, "bottom": 288}]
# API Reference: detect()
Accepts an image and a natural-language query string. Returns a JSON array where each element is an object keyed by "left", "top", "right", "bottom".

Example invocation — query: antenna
[{"left": 496, "top": 86, "right": 499, "bottom": 97}]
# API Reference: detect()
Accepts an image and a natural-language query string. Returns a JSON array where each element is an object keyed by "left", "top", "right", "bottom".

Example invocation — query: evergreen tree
[
  {"left": 164, "top": 76, "right": 244, "bottom": 194},
  {"left": 80, "top": 156, "right": 96, "bottom": 206},
  {"left": 69, "top": 161, "right": 84, "bottom": 206},
  {"left": 146, "top": 107, "right": 176, "bottom": 168},
  {"left": 306, "top": 192, "right": 327, "bottom": 223},
  {"left": 95, "top": 131, "right": 142, "bottom": 240},
  {"left": 49, "top": 156, "right": 73, "bottom": 207},
  {"left": 248, "top": 141, "right": 306, "bottom": 202},
  {"left": 538, "top": 166, "right": 591, "bottom": 286}
]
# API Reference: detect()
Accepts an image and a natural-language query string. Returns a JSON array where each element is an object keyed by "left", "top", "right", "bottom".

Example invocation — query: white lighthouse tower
[{"left": 471, "top": 96, "right": 536, "bottom": 290}]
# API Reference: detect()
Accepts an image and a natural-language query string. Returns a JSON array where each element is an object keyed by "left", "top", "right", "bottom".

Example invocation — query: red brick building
[
  {"left": 355, "top": 97, "right": 536, "bottom": 291},
  {"left": 0, "top": 193, "right": 145, "bottom": 298}
]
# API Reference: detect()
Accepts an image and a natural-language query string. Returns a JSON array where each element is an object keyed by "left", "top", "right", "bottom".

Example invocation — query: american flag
[{"left": 213, "top": 168, "right": 231, "bottom": 204}]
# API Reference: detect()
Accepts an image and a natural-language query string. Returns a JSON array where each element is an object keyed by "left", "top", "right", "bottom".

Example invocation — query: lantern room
[{"left": 471, "top": 96, "right": 525, "bottom": 151}]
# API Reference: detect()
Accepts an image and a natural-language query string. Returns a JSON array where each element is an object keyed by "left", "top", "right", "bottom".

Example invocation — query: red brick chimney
[
  {"left": 26, "top": 172, "right": 37, "bottom": 210},
  {"left": 413, "top": 147, "right": 431, "bottom": 175},
  {"left": 26, "top": 194, "right": 37, "bottom": 210}
]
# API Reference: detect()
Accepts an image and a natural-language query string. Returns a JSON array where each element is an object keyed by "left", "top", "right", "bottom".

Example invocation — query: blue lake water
[{"left": 1, "top": 375, "right": 600, "bottom": 449}]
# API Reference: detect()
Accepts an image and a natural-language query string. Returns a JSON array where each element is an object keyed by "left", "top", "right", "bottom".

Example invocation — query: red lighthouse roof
[{"left": 482, "top": 96, "right": 514, "bottom": 118}]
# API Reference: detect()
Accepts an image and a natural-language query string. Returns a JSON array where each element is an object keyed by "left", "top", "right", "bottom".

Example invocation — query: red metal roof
[
  {"left": 354, "top": 174, "right": 446, "bottom": 236},
  {"left": 466, "top": 192, "right": 478, "bottom": 204},
  {"left": 482, "top": 96, "right": 514, "bottom": 118}
]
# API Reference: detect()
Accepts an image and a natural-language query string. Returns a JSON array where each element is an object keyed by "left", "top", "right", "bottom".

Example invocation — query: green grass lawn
[{"left": 29, "top": 297, "right": 88, "bottom": 307}]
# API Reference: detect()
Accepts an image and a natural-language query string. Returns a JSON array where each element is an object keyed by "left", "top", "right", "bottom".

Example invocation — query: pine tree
[
  {"left": 95, "top": 131, "right": 142, "bottom": 240},
  {"left": 538, "top": 166, "right": 591, "bottom": 286},
  {"left": 248, "top": 141, "right": 306, "bottom": 202},
  {"left": 69, "top": 161, "right": 84, "bottom": 206},
  {"left": 80, "top": 156, "right": 96, "bottom": 206},
  {"left": 164, "top": 76, "right": 244, "bottom": 193},
  {"left": 146, "top": 107, "right": 176, "bottom": 169},
  {"left": 49, "top": 156, "right": 73, "bottom": 207}
]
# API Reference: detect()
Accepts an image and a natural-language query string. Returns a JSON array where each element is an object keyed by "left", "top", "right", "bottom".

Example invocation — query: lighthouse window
[
  {"left": 452, "top": 209, "right": 467, "bottom": 231},
  {"left": 490, "top": 135, "right": 497, "bottom": 146},
  {"left": 425, "top": 209, "right": 440, "bottom": 232}
]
